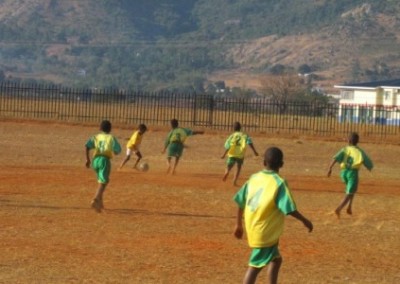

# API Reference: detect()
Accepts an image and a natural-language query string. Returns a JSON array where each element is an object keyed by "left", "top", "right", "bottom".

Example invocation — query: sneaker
[{"left": 91, "top": 199, "right": 102, "bottom": 213}]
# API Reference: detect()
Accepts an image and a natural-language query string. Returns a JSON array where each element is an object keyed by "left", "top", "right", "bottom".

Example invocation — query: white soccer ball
[{"left": 139, "top": 162, "right": 149, "bottom": 172}]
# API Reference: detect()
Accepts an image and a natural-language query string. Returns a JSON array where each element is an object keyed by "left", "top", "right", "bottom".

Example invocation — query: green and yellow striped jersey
[
  {"left": 224, "top": 131, "right": 253, "bottom": 159},
  {"left": 334, "top": 146, "right": 373, "bottom": 170},
  {"left": 86, "top": 132, "right": 121, "bottom": 159},
  {"left": 234, "top": 170, "right": 297, "bottom": 248}
]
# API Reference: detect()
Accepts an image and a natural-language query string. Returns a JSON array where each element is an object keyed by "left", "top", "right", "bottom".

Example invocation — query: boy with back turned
[
  {"left": 85, "top": 120, "right": 121, "bottom": 212},
  {"left": 233, "top": 147, "right": 313, "bottom": 284},
  {"left": 327, "top": 132, "right": 373, "bottom": 217}
]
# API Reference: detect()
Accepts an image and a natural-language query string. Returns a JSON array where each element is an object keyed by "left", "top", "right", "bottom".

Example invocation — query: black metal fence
[{"left": 0, "top": 81, "right": 399, "bottom": 139}]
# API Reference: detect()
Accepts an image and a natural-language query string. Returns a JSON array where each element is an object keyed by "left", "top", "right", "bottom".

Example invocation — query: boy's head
[
  {"left": 100, "top": 120, "right": 112, "bottom": 133},
  {"left": 263, "top": 147, "right": 284, "bottom": 171},
  {"left": 348, "top": 132, "right": 359, "bottom": 145},
  {"left": 233, "top": 121, "right": 241, "bottom": 131},
  {"left": 171, "top": 119, "right": 179, "bottom": 128},
  {"left": 138, "top": 124, "right": 147, "bottom": 134}
]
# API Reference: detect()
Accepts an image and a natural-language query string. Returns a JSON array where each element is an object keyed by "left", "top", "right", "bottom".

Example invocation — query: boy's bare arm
[
  {"left": 249, "top": 143, "right": 259, "bottom": 156},
  {"left": 234, "top": 208, "right": 244, "bottom": 239},
  {"left": 221, "top": 149, "right": 228, "bottom": 159},
  {"left": 85, "top": 147, "right": 91, "bottom": 168},
  {"left": 288, "top": 210, "right": 313, "bottom": 232},
  {"left": 327, "top": 159, "right": 337, "bottom": 177}
]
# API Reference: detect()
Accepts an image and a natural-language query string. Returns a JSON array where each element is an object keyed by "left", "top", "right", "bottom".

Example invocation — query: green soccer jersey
[
  {"left": 165, "top": 127, "right": 193, "bottom": 146},
  {"left": 234, "top": 170, "right": 297, "bottom": 248}
]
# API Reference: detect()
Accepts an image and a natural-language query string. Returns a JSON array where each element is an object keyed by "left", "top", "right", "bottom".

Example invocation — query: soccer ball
[{"left": 139, "top": 162, "right": 149, "bottom": 172}]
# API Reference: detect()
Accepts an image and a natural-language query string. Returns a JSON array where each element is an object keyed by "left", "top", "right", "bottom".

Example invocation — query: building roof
[{"left": 335, "top": 79, "right": 400, "bottom": 89}]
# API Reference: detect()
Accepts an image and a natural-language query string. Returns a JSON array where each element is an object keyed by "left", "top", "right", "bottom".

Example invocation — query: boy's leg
[
  {"left": 335, "top": 170, "right": 351, "bottom": 217},
  {"left": 120, "top": 149, "right": 132, "bottom": 169},
  {"left": 119, "top": 155, "right": 130, "bottom": 169},
  {"left": 166, "top": 157, "right": 172, "bottom": 174},
  {"left": 346, "top": 194, "right": 354, "bottom": 215},
  {"left": 132, "top": 151, "right": 142, "bottom": 169},
  {"left": 243, "top": 267, "right": 262, "bottom": 284},
  {"left": 346, "top": 172, "right": 358, "bottom": 215},
  {"left": 92, "top": 156, "right": 110, "bottom": 212},
  {"left": 335, "top": 194, "right": 351, "bottom": 217},
  {"left": 92, "top": 183, "right": 106, "bottom": 212},
  {"left": 267, "top": 257, "right": 282, "bottom": 284},
  {"left": 233, "top": 163, "right": 242, "bottom": 186},
  {"left": 337, "top": 169, "right": 357, "bottom": 216},
  {"left": 222, "top": 165, "right": 233, "bottom": 181},
  {"left": 172, "top": 157, "right": 180, "bottom": 175},
  {"left": 223, "top": 159, "right": 235, "bottom": 181},
  {"left": 133, "top": 157, "right": 141, "bottom": 169}
]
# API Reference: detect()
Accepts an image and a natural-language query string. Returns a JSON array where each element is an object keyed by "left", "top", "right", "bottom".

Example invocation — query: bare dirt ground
[{"left": 0, "top": 120, "right": 399, "bottom": 284}]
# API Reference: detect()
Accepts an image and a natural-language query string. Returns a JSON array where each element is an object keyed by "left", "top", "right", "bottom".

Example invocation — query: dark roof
[{"left": 340, "top": 79, "right": 400, "bottom": 88}]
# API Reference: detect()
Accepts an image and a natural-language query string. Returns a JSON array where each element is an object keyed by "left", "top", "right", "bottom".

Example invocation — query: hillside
[{"left": 0, "top": 0, "right": 399, "bottom": 93}]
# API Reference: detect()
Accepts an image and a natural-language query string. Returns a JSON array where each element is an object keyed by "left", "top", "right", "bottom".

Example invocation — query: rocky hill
[{"left": 0, "top": 0, "right": 399, "bottom": 93}]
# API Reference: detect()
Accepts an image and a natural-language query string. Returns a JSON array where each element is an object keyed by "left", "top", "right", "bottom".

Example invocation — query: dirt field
[{"left": 0, "top": 119, "right": 399, "bottom": 284}]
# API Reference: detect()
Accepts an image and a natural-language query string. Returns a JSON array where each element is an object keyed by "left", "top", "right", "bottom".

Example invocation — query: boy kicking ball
[{"left": 119, "top": 124, "right": 147, "bottom": 170}]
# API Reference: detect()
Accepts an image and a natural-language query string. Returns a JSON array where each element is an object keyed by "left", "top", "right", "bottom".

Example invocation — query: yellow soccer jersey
[
  {"left": 85, "top": 133, "right": 121, "bottom": 159},
  {"left": 334, "top": 146, "right": 373, "bottom": 170},
  {"left": 127, "top": 130, "right": 143, "bottom": 149},
  {"left": 224, "top": 132, "right": 252, "bottom": 159},
  {"left": 234, "top": 170, "right": 297, "bottom": 248}
]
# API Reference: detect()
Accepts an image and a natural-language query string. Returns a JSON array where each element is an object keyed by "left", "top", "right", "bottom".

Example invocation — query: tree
[
  {"left": 270, "top": 64, "right": 286, "bottom": 75},
  {"left": 298, "top": 64, "right": 312, "bottom": 74},
  {"left": 259, "top": 74, "right": 307, "bottom": 113}
]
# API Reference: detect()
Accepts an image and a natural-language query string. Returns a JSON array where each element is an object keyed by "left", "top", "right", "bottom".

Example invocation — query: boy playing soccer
[
  {"left": 233, "top": 147, "right": 313, "bottom": 284},
  {"left": 162, "top": 118, "right": 204, "bottom": 175},
  {"left": 85, "top": 120, "right": 121, "bottom": 213},
  {"left": 222, "top": 121, "right": 258, "bottom": 186},
  {"left": 327, "top": 132, "right": 373, "bottom": 218},
  {"left": 119, "top": 124, "right": 147, "bottom": 170}
]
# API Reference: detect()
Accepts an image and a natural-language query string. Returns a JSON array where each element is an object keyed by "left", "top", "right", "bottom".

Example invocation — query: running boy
[
  {"left": 327, "top": 132, "right": 373, "bottom": 217},
  {"left": 119, "top": 124, "right": 147, "bottom": 170},
  {"left": 222, "top": 121, "right": 258, "bottom": 186},
  {"left": 233, "top": 147, "right": 313, "bottom": 284},
  {"left": 162, "top": 118, "right": 204, "bottom": 175},
  {"left": 85, "top": 120, "right": 121, "bottom": 212}
]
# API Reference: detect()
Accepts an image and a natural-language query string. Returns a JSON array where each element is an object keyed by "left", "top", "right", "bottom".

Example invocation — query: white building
[{"left": 334, "top": 79, "right": 400, "bottom": 125}]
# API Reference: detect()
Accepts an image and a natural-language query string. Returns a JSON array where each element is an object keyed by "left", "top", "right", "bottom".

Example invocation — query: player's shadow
[
  {"left": 0, "top": 201, "right": 233, "bottom": 219},
  {"left": 106, "top": 208, "right": 233, "bottom": 219},
  {"left": 0, "top": 202, "right": 89, "bottom": 211}
]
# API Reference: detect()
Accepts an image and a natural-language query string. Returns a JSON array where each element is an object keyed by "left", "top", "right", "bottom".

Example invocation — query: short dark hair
[
  {"left": 100, "top": 120, "right": 112, "bottom": 133},
  {"left": 233, "top": 121, "right": 241, "bottom": 131},
  {"left": 349, "top": 132, "right": 359, "bottom": 145},
  {"left": 264, "top": 147, "right": 284, "bottom": 169},
  {"left": 171, "top": 119, "right": 179, "bottom": 128},
  {"left": 139, "top": 124, "right": 147, "bottom": 132}
]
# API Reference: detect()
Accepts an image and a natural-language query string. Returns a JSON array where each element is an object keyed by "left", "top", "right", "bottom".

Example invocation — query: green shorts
[
  {"left": 226, "top": 157, "right": 244, "bottom": 167},
  {"left": 340, "top": 169, "right": 359, "bottom": 194},
  {"left": 248, "top": 244, "right": 281, "bottom": 268},
  {"left": 167, "top": 142, "right": 184, "bottom": 158},
  {"left": 92, "top": 156, "right": 111, "bottom": 184}
]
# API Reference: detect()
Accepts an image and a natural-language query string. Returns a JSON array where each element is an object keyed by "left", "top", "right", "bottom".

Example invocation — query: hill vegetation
[{"left": 0, "top": 0, "right": 399, "bottom": 93}]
